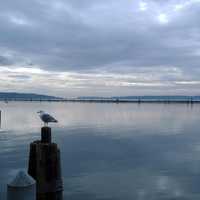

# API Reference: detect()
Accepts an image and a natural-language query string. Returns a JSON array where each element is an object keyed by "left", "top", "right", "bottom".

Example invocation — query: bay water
[{"left": 0, "top": 102, "right": 200, "bottom": 199}]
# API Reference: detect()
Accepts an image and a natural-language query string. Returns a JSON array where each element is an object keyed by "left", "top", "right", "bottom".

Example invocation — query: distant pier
[{"left": 0, "top": 97, "right": 200, "bottom": 104}]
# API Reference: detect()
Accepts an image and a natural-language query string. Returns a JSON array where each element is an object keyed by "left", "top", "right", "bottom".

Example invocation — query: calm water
[{"left": 0, "top": 102, "right": 200, "bottom": 199}]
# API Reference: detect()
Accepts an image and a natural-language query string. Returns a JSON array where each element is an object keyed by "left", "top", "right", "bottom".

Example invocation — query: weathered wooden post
[
  {"left": 28, "top": 127, "right": 63, "bottom": 200},
  {"left": 7, "top": 170, "right": 36, "bottom": 200}
]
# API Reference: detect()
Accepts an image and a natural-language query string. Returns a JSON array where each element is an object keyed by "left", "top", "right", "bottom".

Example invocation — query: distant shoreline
[{"left": 0, "top": 99, "right": 200, "bottom": 104}]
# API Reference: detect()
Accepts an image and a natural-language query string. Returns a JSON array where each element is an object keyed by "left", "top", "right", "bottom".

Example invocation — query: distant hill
[{"left": 0, "top": 92, "right": 63, "bottom": 100}]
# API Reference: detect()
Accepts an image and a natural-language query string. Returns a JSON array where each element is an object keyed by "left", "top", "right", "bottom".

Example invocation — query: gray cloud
[
  {"left": 0, "top": 56, "right": 12, "bottom": 65},
  {"left": 0, "top": 0, "right": 200, "bottom": 95}
]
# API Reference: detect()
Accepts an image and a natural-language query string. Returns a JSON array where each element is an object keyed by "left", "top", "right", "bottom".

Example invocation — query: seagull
[{"left": 37, "top": 110, "right": 58, "bottom": 126}]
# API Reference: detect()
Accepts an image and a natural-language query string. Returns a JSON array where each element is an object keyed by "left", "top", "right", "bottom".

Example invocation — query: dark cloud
[
  {"left": 0, "top": 0, "right": 199, "bottom": 70},
  {"left": 8, "top": 75, "right": 31, "bottom": 80},
  {"left": 0, "top": 56, "right": 12, "bottom": 65}
]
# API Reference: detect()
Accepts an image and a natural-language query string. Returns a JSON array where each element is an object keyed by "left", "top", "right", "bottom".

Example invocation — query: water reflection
[{"left": 0, "top": 102, "right": 200, "bottom": 199}]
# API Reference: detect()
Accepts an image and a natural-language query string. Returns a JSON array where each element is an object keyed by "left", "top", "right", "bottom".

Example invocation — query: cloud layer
[{"left": 0, "top": 0, "right": 200, "bottom": 96}]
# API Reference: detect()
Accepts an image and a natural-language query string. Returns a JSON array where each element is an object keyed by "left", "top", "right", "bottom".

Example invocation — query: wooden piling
[
  {"left": 41, "top": 127, "right": 52, "bottom": 143},
  {"left": 28, "top": 127, "right": 63, "bottom": 200}
]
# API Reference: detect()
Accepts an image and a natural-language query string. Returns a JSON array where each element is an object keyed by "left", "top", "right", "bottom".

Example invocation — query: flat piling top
[{"left": 8, "top": 171, "right": 35, "bottom": 187}]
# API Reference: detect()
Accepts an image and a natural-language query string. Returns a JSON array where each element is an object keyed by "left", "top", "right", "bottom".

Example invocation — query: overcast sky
[{"left": 0, "top": 0, "right": 200, "bottom": 97}]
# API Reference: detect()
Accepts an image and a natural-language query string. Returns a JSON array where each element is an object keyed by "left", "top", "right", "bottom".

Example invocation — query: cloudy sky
[{"left": 0, "top": 0, "right": 200, "bottom": 97}]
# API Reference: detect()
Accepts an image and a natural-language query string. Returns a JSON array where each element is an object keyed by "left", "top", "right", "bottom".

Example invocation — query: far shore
[{"left": 0, "top": 98, "right": 200, "bottom": 104}]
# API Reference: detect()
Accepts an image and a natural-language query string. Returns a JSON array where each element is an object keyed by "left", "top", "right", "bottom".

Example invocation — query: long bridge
[{"left": 0, "top": 98, "right": 200, "bottom": 103}]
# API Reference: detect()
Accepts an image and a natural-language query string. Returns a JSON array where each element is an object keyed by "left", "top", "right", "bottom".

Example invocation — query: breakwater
[{"left": 0, "top": 98, "right": 200, "bottom": 103}]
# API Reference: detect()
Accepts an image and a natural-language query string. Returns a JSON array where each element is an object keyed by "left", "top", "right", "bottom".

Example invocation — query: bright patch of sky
[
  {"left": 174, "top": 0, "right": 200, "bottom": 11},
  {"left": 0, "top": 65, "right": 199, "bottom": 97},
  {"left": 157, "top": 14, "right": 169, "bottom": 24},
  {"left": 139, "top": 1, "right": 148, "bottom": 11}
]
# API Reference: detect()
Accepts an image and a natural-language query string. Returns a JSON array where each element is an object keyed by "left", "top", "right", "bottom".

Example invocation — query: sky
[{"left": 0, "top": 0, "right": 200, "bottom": 97}]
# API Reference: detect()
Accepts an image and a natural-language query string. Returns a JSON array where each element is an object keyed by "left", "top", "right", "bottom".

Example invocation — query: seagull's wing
[{"left": 41, "top": 113, "right": 58, "bottom": 123}]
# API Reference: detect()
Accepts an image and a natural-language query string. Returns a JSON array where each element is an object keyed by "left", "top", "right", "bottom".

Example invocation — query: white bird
[{"left": 37, "top": 110, "right": 58, "bottom": 126}]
